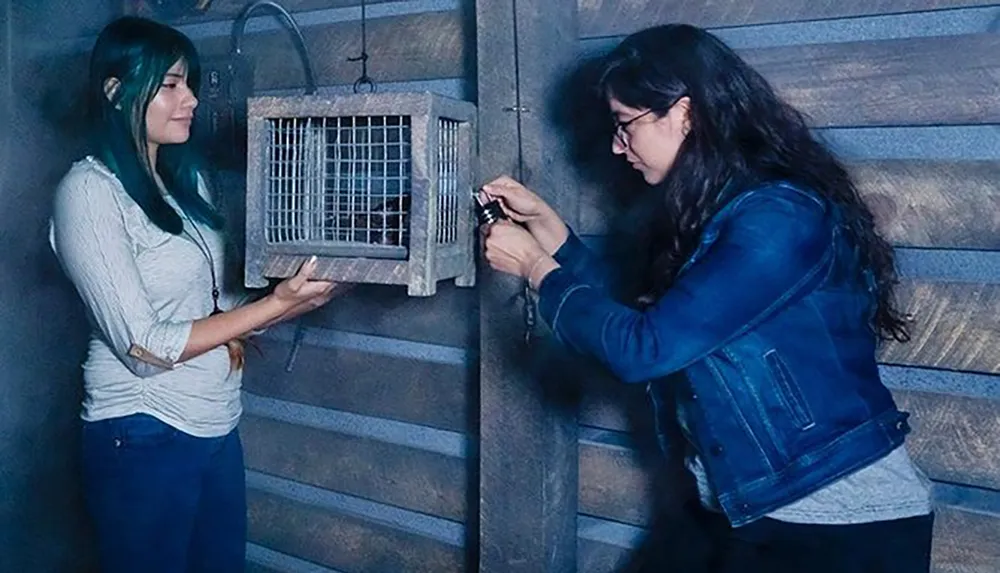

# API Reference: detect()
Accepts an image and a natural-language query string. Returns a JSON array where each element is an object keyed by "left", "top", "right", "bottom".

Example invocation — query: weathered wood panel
[
  {"left": 304, "top": 282, "right": 477, "bottom": 348},
  {"left": 894, "top": 391, "right": 1000, "bottom": 492},
  {"left": 244, "top": 560, "right": 283, "bottom": 573},
  {"left": 197, "top": 11, "right": 468, "bottom": 90},
  {"left": 0, "top": 0, "right": 9, "bottom": 188},
  {"left": 933, "top": 506, "right": 1000, "bottom": 573},
  {"left": 248, "top": 490, "right": 464, "bottom": 573},
  {"left": 579, "top": 441, "right": 651, "bottom": 526},
  {"left": 477, "top": 0, "right": 581, "bottom": 571},
  {"left": 579, "top": 160, "right": 1000, "bottom": 246},
  {"left": 582, "top": 386, "right": 1000, "bottom": 494},
  {"left": 579, "top": 537, "right": 633, "bottom": 573},
  {"left": 854, "top": 161, "right": 1000, "bottom": 250},
  {"left": 743, "top": 34, "right": 1000, "bottom": 127},
  {"left": 128, "top": 0, "right": 399, "bottom": 23},
  {"left": 578, "top": 0, "right": 999, "bottom": 38},
  {"left": 242, "top": 415, "right": 468, "bottom": 521},
  {"left": 243, "top": 339, "right": 470, "bottom": 432},
  {"left": 881, "top": 281, "right": 1000, "bottom": 375}
]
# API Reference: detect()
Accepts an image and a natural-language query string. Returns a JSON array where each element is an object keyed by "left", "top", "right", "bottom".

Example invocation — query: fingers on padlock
[{"left": 474, "top": 193, "right": 507, "bottom": 227}]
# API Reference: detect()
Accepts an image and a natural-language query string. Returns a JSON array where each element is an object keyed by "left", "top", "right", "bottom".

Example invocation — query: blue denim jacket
[{"left": 537, "top": 181, "right": 910, "bottom": 526}]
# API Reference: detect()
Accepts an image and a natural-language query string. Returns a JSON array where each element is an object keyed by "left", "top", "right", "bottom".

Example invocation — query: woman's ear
[
  {"left": 673, "top": 96, "right": 692, "bottom": 136},
  {"left": 103, "top": 77, "right": 122, "bottom": 109}
]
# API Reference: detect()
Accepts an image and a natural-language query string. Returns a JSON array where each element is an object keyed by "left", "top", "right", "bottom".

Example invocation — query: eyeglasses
[
  {"left": 612, "top": 95, "right": 687, "bottom": 148},
  {"left": 612, "top": 108, "right": 657, "bottom": 148}
]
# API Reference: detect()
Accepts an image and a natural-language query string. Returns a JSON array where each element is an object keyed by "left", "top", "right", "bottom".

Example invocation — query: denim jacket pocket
[{"left": 764, "top": 350, "right": 816, "bottom": 431}]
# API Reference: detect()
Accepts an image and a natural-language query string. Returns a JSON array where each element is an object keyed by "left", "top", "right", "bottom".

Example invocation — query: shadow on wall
[
  {"left": 545, "top": 52, "right": 715, "bottom": 572},
  {"left": 0, "top": 32, "right": 98, "bottom": 573}
]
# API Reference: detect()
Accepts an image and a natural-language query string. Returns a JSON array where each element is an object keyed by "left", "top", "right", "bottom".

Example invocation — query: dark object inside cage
[{"left": 244, "top": 92, "right": 477, "bottom": 296}]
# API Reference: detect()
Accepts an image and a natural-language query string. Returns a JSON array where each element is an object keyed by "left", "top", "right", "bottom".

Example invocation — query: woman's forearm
[{"left": 179, "top": 294, "right": 290, "bottom": 362}]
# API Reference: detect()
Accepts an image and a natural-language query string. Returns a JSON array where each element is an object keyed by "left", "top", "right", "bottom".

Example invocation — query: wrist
[
  {"left": 526, "top": 256, "right": 559, "bottom": 291},
  {"left": 526, "top": 210, "right": 569, "bottom": 255},
  {"left": 261, "top": 293, "right": 295, "bottom": 320}
]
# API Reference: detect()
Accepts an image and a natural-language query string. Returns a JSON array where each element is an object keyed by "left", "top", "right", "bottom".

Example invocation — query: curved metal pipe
[{"left": 230, "top": 1, "right": 317, "bottom": 95}]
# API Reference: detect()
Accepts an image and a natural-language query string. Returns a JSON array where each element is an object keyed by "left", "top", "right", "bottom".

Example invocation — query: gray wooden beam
[
  {"left": 304, "top": 282, "right": 478, "bottom": 348},
  {"left": 129, "top": 0, "right": 400, "bottom": 24},
  {"left": 745, "top": 34, "right": 1000, "bottom": 127},
  {"left": 243, "top": 339, "right": 470, "bottom": 432},
  {"left": 196, "top": 11, "right": 468, "bottom": 90},
  {"left": 477, "top": 0, "right": 580, "bottom": 571},
  {"left": 932, "top": 505, "right": 1000, "bottom": 573},
  {"left": 242, "top": 415, "right": 469, "bottom": 521},
  {"left": 881, "top": 281, "right": 1000, "bottom": 374},
  {"left": 894, "top": 391, "right": 1000, "bottom": 492},
  {"left": 248, "top": 489, "right": 464, "bottom": 573},
  {"left": 0, "top": 0, "right": 9, "bottom": 189},
  {"left": 578, "top": 0, "right": 998, "bottom": 39}
]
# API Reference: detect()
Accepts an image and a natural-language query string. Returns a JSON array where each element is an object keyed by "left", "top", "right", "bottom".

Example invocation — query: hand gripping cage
[{"left": 243, "top": 92, "right": 478, "bottom": 296}]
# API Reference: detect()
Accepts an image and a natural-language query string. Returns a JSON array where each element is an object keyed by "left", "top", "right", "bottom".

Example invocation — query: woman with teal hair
[{"left": 49, "top": 16, "right": 341, "bottom": 572}]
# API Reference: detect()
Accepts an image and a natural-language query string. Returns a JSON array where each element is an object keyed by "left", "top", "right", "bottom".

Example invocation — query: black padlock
[{"left": 475, "top": 196, "right": 508, "bottom": 227}]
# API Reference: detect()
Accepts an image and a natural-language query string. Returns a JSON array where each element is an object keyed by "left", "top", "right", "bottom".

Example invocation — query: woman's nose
[
  {"left": 183, "top": 87, "right": 198, "bottom": 110},
  {"left": 611, "top": 136, "right": 626, "bottom": 155}
]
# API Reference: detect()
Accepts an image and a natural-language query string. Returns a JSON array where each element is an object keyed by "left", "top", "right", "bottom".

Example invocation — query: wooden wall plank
[
  {"left": 932, "top": 506, "right": 1000, "bottom": 573},
  {"left": 894, "top": 390, "right": 1000, "bottom": 492},
  {"left": 854, "top": 161, "right": 1000, "bottom": 249},
  {"left": 579, "top": 160, "right": 1000, "bottom": 245},
  {"left": 579, "top": 442, "right": 651, "bottom": 526},
  {"left": 743, "top": 34, "right": 1000, "bottom": 127},
  {"left": 579, "top": 537, "right": 633, "bottom": 573},
  {"left": 578, "top": 389, "right": 1000, "bottom": 528},
  {"left": 304, "top": 282, "right": 477, "bottom": 348},
  {"left": 129, "top": 0, "right": 399, "bottom": 24},
  {"left": 242, "top": 415, "right": 468, "bottom": 521},
  {"left": 477, "top": 0, "right": 581, "bottom": 570},
  {"left": 0, "top": 0, "right": 9, "bottom": 188},
  {"left": 881, "top": 281, "right": 1000, "bottom": 375},
  {"left": 245, "top": 563, "right": 282, "bottom": 573},
  {"left": 578, "top": 0, "right": 998, "bottom": 39},
  {"left": 243, "top": 339, "right": 470, "bottom": 432},
  {"left": 248, "top": 490, "right": 464, "bottom": 573},
  {"left": 196, "top": 11, "right": 468, "bottom": 90}
]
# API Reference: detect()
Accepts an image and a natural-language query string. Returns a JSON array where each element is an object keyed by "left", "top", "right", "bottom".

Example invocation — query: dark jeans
[
  {"left": 630, "top": 501, "right": 934, "bottom": 573},
  {"left": 82, "top": 413, "right": 246, "bottom": 573}
]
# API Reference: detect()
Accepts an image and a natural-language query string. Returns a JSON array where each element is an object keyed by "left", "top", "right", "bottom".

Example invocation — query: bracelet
[{"left": 526, "top": 256, "right": 552, "bottom": 291}]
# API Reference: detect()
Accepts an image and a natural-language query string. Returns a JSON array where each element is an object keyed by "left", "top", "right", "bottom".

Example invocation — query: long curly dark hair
[{"left": 596, "top": 24, "right": 908, "bottom": 342}]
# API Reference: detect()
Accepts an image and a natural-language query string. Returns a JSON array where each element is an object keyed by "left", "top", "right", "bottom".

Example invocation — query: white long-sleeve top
[{"left": 50, "top": 156, "right": 242, "bottom": 437}]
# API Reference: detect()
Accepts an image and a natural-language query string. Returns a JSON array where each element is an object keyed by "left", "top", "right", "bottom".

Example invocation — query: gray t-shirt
[
  {"left": 687, "top": 445, "right": 932, "bottom": 524},
  {"left": 50, "top": 157, "right": 243, "bottom": 438}
]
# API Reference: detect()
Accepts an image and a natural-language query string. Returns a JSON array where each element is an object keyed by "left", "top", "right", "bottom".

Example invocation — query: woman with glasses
[{"left": 480, "top": 24, "right": 933, "bottom": 573}]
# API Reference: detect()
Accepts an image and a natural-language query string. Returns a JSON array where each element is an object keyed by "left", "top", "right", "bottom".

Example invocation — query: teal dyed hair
[{"left": 88, "top": 16, "right": 222, "bottom": 233}]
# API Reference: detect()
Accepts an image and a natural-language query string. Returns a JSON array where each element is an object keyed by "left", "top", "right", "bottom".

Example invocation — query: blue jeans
[{"left": 82, "top": 413, "right": 246, "bottom": 573}]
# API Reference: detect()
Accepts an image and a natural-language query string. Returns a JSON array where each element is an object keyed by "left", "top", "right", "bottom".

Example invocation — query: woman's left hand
[
  {"left": 265, "top": 282, "right": 355, "bottom": 328},
  {"left": 482, "top": 221, "right": 560, "bottom": 288}
]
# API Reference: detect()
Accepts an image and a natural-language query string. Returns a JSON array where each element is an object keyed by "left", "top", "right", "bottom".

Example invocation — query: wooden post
[
  {"left": 0, "top": 0, "right": 9, "bottom": 188},
  {"left": 477, "top": 0, "right": 580, "bottom": 572}
]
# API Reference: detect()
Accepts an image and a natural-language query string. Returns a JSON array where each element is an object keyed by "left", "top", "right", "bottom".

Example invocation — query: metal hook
[
  {"left": 353, "top": 76, "right": 377, "bottom": 94},
  {"left": 230, "top": 1, "right": 317, "bottom": 95},
  {"left": 347, "top": 0, "right": 377, "bottom": 93}
]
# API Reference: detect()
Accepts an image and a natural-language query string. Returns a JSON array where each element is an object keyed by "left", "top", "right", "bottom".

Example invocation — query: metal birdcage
[{"left": 244, "top": 92, "right": 477, "bottom": 296}]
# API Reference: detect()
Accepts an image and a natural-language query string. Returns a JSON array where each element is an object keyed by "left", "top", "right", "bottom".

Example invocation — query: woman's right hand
[
  {"left": 480, "top": 175, "right": 569, "bottom": 255},
  {"left": 271, "top": 256, "right": 336, "bottom": 310}
]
